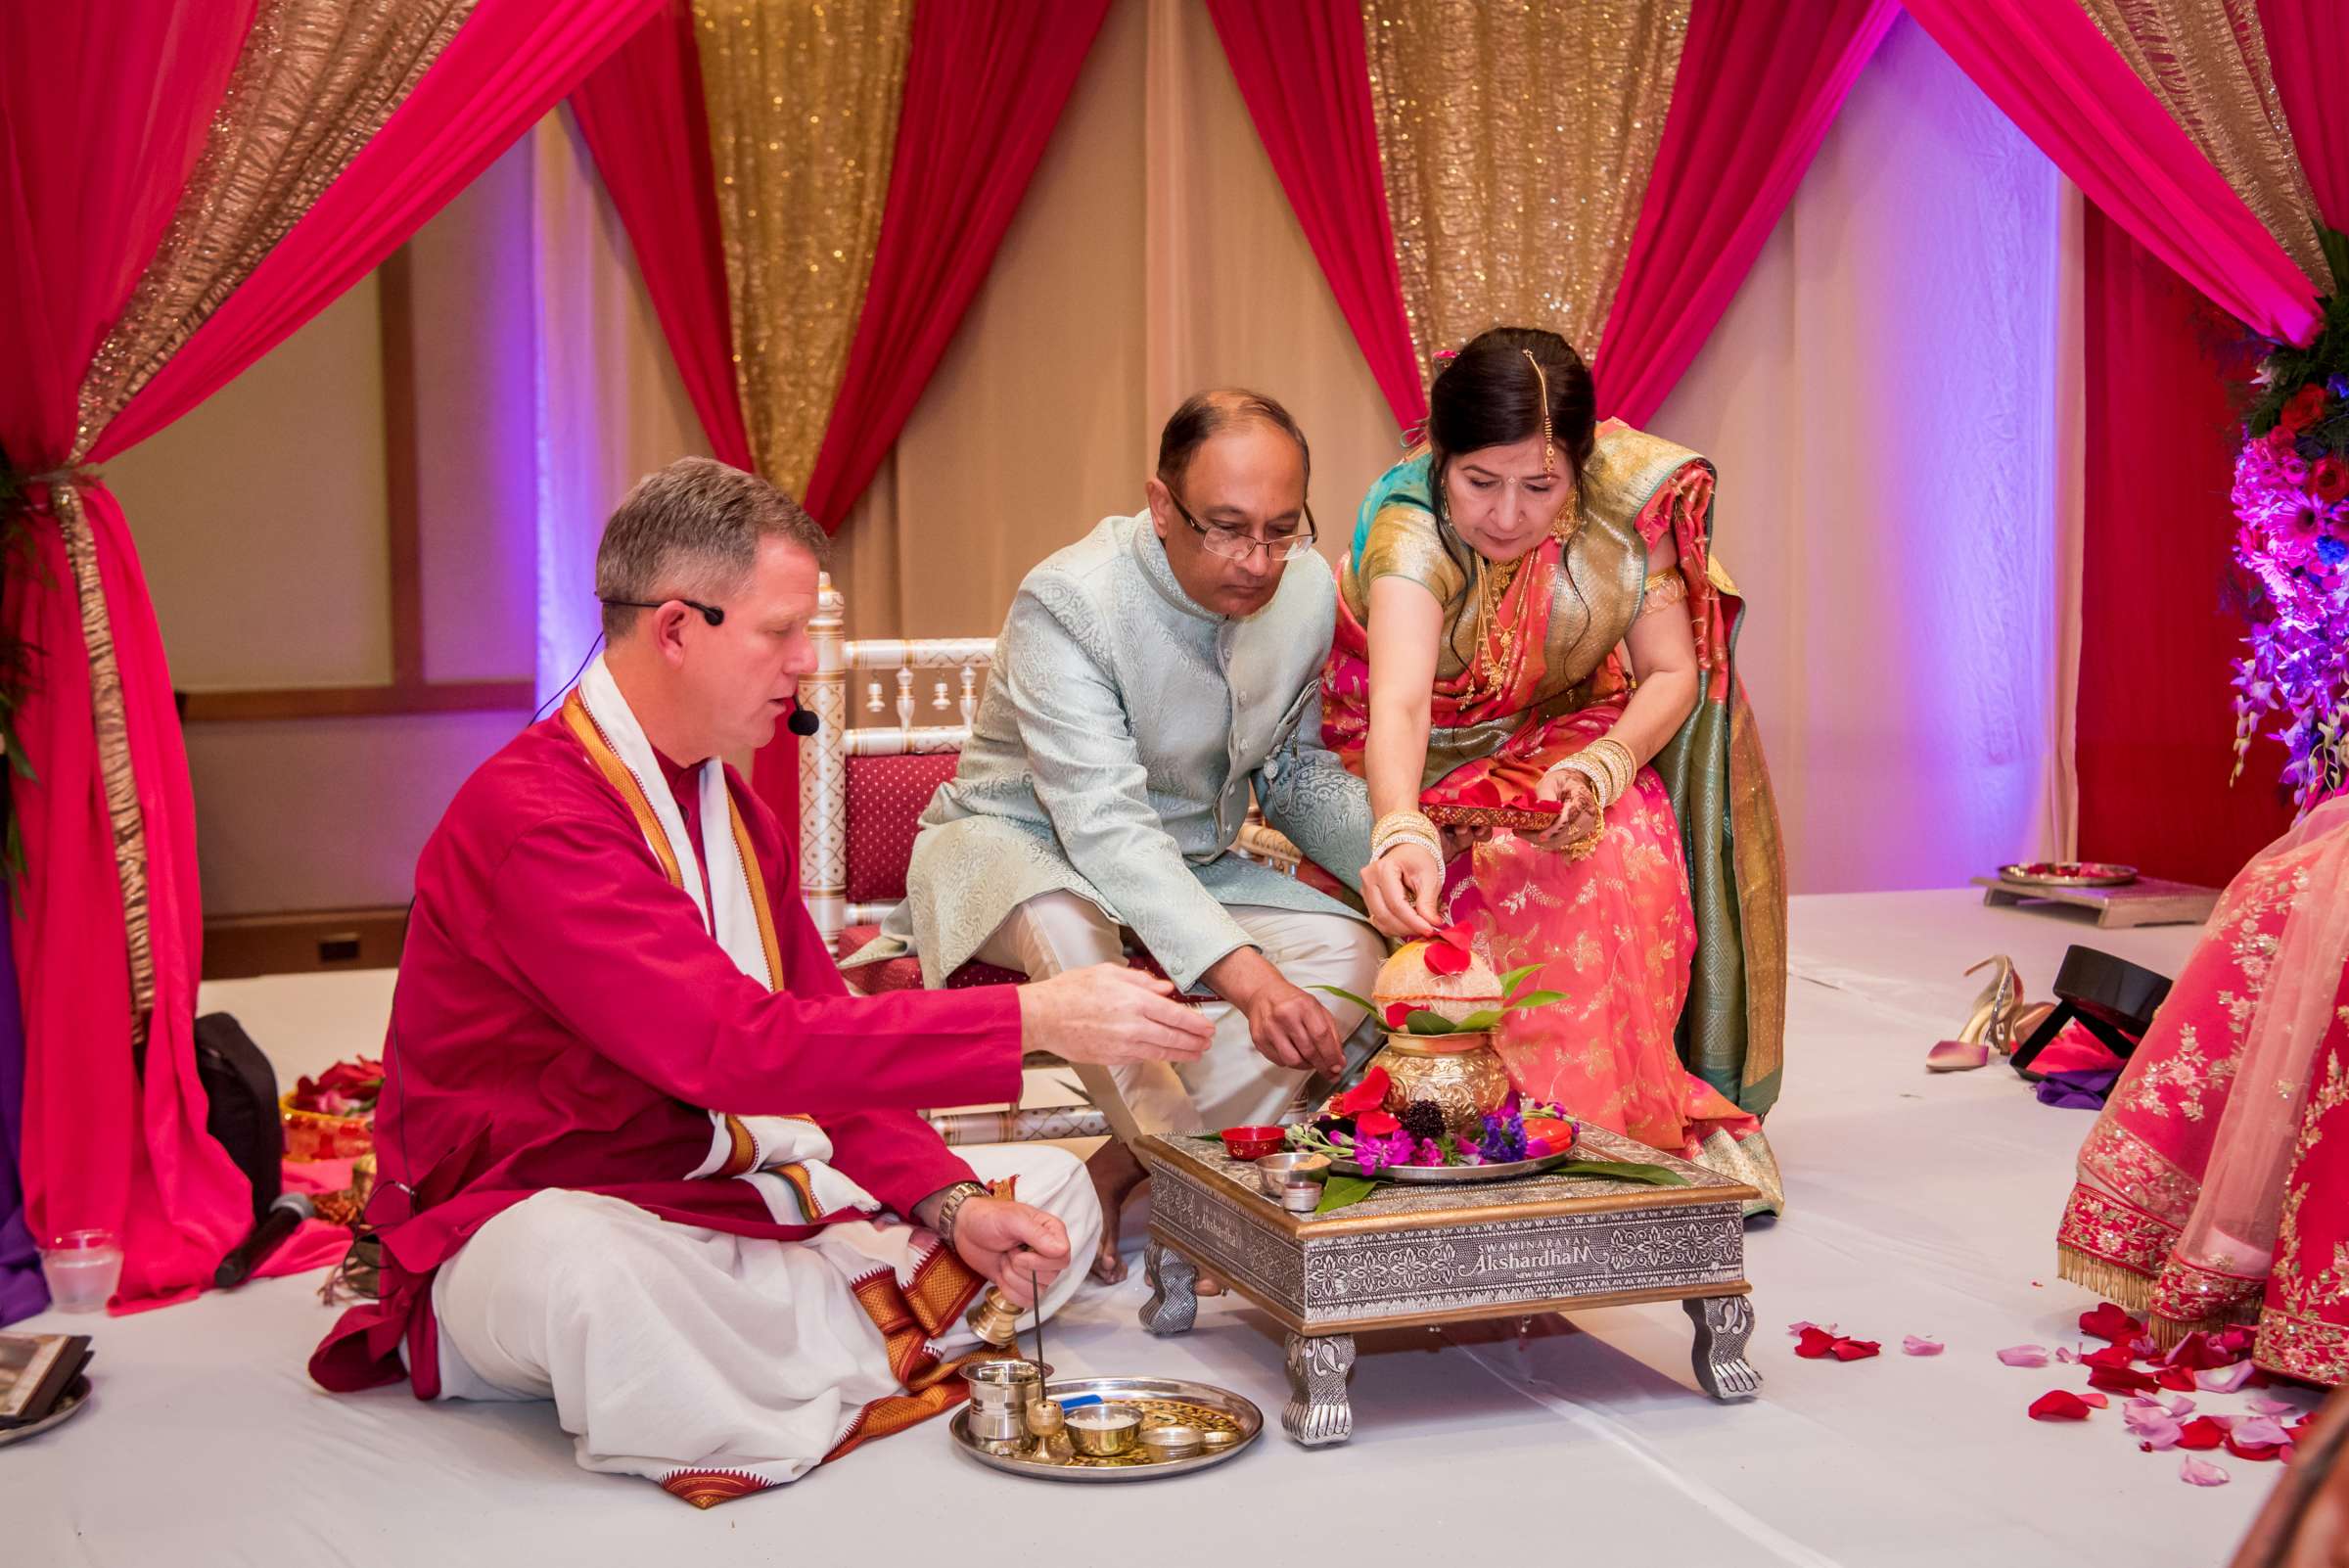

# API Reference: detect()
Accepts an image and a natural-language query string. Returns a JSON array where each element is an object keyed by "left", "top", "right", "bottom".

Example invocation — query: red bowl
[{"left": 1220, "top": 1126, "right": 1286, "bottom": 1161}]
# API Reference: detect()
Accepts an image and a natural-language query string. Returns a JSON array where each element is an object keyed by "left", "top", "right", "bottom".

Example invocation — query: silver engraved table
[{"left": 1134, "top": 1126, "right": 1760, "bottom": 1447}]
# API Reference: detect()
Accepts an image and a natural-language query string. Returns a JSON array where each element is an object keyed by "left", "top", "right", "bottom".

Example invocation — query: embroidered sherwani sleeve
[
  {"left": 1255, "top": 682, "right": 1370, "bottom": 895},
  {"left": 1000, "top": 584, "right": 1254, "bottom": 990}
]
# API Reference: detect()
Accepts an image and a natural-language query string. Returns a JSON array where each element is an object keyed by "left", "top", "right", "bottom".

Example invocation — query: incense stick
[{"left": 1028, "top": 1267, "right": 1043, "bottom": 1375}]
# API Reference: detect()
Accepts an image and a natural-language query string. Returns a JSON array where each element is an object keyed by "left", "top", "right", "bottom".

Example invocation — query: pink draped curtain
[
  {"left": 2259, "top": 0, "right": 2349, "bottom": 233},
  {"left": 1594, "top": 0, "right": 1899, "bottom": 425},
  {"left": 1201, "top": 0, "right": 1426, "bottom": 431},
  {"left": 0, "top": 0, "right": 658, "bottom": 1311},
  {"left": 1900, "top": 0, "right": 2319, "bottom": 345},
  {"left": 571, "top": 1, "right": 755, "bottom": 471}
]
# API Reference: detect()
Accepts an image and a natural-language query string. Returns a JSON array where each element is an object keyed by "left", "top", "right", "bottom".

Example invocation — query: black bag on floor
[
  {"left": 2009, "top": 945, "right": 2172, "bottom": 1081},
  {"left": 193, "top": 1012, "right": 283, "bottom": 1223}
]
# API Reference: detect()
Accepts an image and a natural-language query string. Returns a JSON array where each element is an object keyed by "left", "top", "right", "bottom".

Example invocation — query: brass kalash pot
[{"left": 1365, "top": 937, "right": 1512, "bottom": 1138}]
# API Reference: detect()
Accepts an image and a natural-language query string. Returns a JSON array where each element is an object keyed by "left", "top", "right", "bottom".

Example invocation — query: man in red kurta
[{"left": 310, "top": 459, "right": 1211, "bottom": 1506}]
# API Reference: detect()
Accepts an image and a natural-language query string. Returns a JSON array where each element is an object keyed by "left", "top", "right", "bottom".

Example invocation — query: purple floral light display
[{"left": 2232, "top": 232, "right": 2349, "bottom": 811}]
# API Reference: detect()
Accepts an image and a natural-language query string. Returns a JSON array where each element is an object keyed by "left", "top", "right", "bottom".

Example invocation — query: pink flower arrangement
[{"left": 2233, "top": 254, "right": 2349, "bottom": 808}]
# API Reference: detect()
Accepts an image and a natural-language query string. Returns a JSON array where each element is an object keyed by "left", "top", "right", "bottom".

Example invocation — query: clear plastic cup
[{"left": 40, "top": 1229, "right": 122, "bottom": 1314}]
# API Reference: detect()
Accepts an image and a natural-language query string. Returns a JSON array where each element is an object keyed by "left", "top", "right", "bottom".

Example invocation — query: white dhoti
[
  {"left": 976, "top": 892, "right": 1383, "bottom": 1139},
  {"left": 427, "top": 1142, "right": 1100, "bottom": 1505}
]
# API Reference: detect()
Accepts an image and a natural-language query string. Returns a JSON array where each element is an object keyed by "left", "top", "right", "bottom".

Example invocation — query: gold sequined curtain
[
  {"left": 2075, "top": 0, "right": 2333, "bottom": 292},
  {"left": 1360, "top": 0, "right": 1688, "bottom": 374},
  {"left": 693, "top": 0, "right": 912, "bottom": 493},
  {"left": 74, "top": 0, "right": 477, "bottom": 458}
]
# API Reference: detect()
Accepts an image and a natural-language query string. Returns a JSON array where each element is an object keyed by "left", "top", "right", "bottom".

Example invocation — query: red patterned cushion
[
  {"left": 834, "top": 924, "right": 1026, "bottom": 994},
  {"left": 844, "top": 753, "right": 961, "bottom": 906}
]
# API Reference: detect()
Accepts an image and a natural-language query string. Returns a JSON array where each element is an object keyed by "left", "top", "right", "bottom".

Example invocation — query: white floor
[{"left": 5, "top": 891, "right": 2304, "bottom": 1567}]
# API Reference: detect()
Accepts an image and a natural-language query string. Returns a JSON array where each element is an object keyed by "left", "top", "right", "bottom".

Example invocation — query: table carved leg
[
  {"left": 1282, "top": 1331, "right": 1356, "bottom": 1447},
  {"left": 1683, "top": 1294, "right": 1761, "bottom": 1401},
  {"left": 1139, "top": 1241, "right": 1198, "bottom": 1337}
]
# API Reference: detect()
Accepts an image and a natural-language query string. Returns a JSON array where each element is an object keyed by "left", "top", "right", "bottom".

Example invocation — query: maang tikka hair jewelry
[{"left": 1522, "top": 348, "right": 1554, "bottom": 474}]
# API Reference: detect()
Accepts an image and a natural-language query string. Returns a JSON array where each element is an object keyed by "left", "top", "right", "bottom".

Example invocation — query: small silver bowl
[{"left": 1255, "top": 1150, "right": 1330, "bottom": 1204}]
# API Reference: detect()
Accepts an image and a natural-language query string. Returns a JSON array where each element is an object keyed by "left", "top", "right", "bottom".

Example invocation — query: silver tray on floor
[
  {"left": 1998, "top": 860, "right": 2139, "bottom": 889},
  {"left": 1325, "top": 1148, "right": 1574, "bottom": 1183},
  {"left": 0, "top": 1376, "right": 88, "bottom": 1451},
  {"left": 949, "top": 1376, "right": 1260, "bottom": 1482}
]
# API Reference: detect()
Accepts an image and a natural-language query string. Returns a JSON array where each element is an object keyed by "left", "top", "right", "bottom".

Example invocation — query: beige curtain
[
  {"left": 693, "top": 0, "right": 913, "bottom": 493},
  {"left": 531, "top": 113, "right": 710, "bottom": 697},
  {"left": 830, "top": 0, "right": 1395, "bottom": 643},
  {"left": 1359, "top": 0, "right": 1687, "bottom": 367}
]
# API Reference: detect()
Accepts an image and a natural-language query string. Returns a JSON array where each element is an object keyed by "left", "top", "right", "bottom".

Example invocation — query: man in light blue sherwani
[{"left": 852, "top": 392, "right": 1380, "bottom": 1277}]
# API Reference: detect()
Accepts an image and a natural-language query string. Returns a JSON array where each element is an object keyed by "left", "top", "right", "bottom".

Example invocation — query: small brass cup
[{"left": 1065, "top": 1404, "right": 1141, "bottom": 1457}]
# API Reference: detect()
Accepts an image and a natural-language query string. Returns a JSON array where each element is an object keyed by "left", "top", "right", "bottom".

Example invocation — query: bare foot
[{"left": 1084, "top": 1140, "right": 1150, "bottom": 1283}]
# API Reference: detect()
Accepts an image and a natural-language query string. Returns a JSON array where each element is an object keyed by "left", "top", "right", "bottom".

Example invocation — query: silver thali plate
[
  {"left": 949, "top": 1376, "right": 1261, "bottom": 1482},
  {"left": 1324, "top": 1148, "right": 1575, "bottom": 1183},
  {"left": 0, "top": 1376, "right": 89, "bottom": 1450},
  {"left": 1998, "top": 860, "right": 2139, "bottom": 889}
]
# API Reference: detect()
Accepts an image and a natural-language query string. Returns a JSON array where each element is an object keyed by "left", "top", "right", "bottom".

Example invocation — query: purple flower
[
  {"left": 1354, "top": 1136, "right": 1391, "bottom": 1175},
  {"left": 2320, "top": 536, "right": 2348, "bottom": 567},
  {"left": 1475, "top": 1108, "right": 1529, "bottom": 1163}
]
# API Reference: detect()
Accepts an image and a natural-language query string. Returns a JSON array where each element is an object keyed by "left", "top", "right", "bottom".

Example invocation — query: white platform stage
[{"left": 6, "top": 891, "right": 2300, "bottom": 1567}]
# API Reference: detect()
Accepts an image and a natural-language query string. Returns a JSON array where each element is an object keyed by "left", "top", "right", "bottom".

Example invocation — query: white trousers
[
  {"left": 428, "top": 1142, "right": 1100, "bottom": 1495},
  {"left": 976, "top": 892, "right": 1382, "bottom": 1139}
]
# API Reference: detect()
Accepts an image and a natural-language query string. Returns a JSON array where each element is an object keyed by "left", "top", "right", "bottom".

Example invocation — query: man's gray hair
[{"left": 596, "top": 458, "right": 829, "bottom": 639}]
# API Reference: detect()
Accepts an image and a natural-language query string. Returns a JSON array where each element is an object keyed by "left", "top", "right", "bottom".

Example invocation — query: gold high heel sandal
[{"left": 1927, "top": 955, "right": 2022, "bottom": 1072}]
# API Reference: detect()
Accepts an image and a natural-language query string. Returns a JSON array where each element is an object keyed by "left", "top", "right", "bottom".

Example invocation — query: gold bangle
[
  {"left": 1584, "top": 737, "right": 1635, "bottom": 807},
  {"left": 1371, "top": 808, "right": 1439, "bottom": 855}
]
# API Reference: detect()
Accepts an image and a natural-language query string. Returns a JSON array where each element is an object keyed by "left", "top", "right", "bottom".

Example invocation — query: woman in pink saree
[
  {"left": 2056, "top": 790, "right": 2349, "bottom": 1385},
  {"left": 1323, "top": 329, "right": 1787, "bottom": 1205}
]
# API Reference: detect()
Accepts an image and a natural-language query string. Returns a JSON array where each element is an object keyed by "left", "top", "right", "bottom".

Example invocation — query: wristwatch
[{"left": 931, "top": 1180, "right": 989, "bottom": 1249}]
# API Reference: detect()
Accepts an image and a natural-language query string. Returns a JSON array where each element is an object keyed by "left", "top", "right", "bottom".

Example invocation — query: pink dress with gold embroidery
[
  {"left": 1323, "top": 427, "right": 1787, "bottom": 1191},
  {"left": 2056, "top": 792, "right": 2349, "bottom": 1385}
]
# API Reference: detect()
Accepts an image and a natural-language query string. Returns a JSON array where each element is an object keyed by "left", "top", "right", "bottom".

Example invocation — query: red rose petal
[
  {"left": 2082, "top": 1344, "right": 2137, "bottom": 1371},
  {"left": 2077, "top": 1390, "right": 2110, "bottom": 1408},
  {"left": 2153, "top": 1364, "right": 2199, "bottom": 1392},
  {"left": 2029, "top": 1390, "right": 2093, "bottom": 1421},
  {"left": 1384, "top": 1002, "right": 1416, "bottom": 1030},
  {"left": 1794, "top": 1327, "right": 1840, "bottom": 1360},
  {"left": 2225, "top": 1433, "right": 2286, "bottom": 1463},
  {"left": 2087, "top": 1364, "right": 2159, "bottom": 1396},
  {"left": 2176, "top": 1417, "right": 2226, "bottom": 1451},
  {"left": 1333, "top": 1067, "right": 1391, "bottom": 1116},
  {"left": 2078, "top": 1302, "right": 2144, "bottom": 1344},
  {"left": 1830, "top": 1338, "right": 1881, "bottom": 1361},
  {"left": 1355, "top": 1109, "right": 1401, "bottom": 1136},
  {"left": 1423, "top": 942, "right": 1472, "bottom": 977}
]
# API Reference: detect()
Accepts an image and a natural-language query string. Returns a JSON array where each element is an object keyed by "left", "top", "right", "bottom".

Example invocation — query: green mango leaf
[
  {"left": 1313, "top": 1175, "right": 1381, "bottom": 1214},
  {"left": 1451, "top": 1008, "right": 1504, "bottom": 1032},
  {"left": 1499, "top": 963, "right": 1543, "bottom": 999},
  {"left": 1313, "top": 984, "right": 1381, "bottom": 1016},
  {"left": 1503, "top": 990, "right": 1567, "bottom": 1012},
  {"left": 1403, "top": 1009, "right": 1458, "bottom": 1035},
  {"left": 1550, "top": 1160, "right": 1689, "bottom": 1188}
]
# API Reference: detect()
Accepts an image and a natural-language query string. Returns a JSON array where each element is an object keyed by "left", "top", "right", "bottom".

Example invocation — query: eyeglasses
[
  {"left": 600, "top": 595, "right": 725, "bottom": 626},
  {"left": 1166, "top": 490, "right": 1318, "bottom": 562}
]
